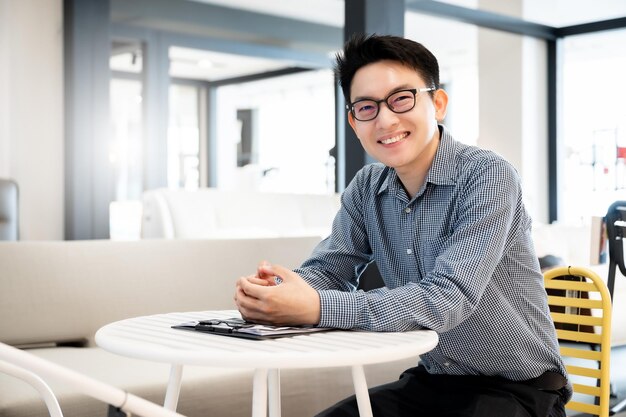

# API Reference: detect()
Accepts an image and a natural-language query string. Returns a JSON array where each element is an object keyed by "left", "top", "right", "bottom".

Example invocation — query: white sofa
[
  {"left": 141, "top": 188, "right": 341, "bottom": 239},
  {"left": 0, "top": 238, "right": 421, "bottom": 417}
]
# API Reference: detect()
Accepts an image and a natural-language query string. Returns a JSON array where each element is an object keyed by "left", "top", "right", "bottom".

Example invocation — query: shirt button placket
[{"left": 403, "top": 206, "right": 414, "bottom": 256}]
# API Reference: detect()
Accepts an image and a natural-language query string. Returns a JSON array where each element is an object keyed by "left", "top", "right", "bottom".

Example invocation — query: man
[{"left": 235, "top": 34, "right": 570, "bottom": 417}]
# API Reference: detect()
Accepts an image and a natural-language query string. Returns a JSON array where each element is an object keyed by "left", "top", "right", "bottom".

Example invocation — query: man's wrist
[{"left": 309, "top": 290, "right": 322, "bottom": 326}]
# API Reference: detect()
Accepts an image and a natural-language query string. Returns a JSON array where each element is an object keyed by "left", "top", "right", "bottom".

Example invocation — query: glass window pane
[
  {"left": 560, "top": 28, "right": 626, "bottom": 222},
  {"left": 168, "top": 84, "right": 201, "bottom": 190},
  {"left": 110, "top": 40, "right": 143, "bottom": 74},
  {"left": 110, "top": 78, "right": 143, "bottom": 200},
  {"left": 216, "top": 70, "right": 336, "bottom": 194}
]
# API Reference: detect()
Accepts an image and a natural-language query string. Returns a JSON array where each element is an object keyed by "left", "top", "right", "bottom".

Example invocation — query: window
[
  {"left": 109, "top": 41, "right": 143, "bottom": 201},
  {"left": 215, "top": 70, "right": 336, "bottom": 194},
  {"left": 110, "top": 78, "right": 143, "bottom": 200},
  {"left": 236, "top": 109, "right": 258, "bottom": 167},
  {"left": 168, "top": 83, "right": 201, "bottom": 190},
  {"left": 560, "top": 28, "right": 626, "bottom": 222}
]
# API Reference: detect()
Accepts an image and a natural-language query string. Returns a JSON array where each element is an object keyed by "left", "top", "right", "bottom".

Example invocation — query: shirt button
[
  {"left": 404, "top": 207, "right": 411, "bottom": 213},
  {"left": 406, "top": 249, "right": 412, "bottom": 255},
  {"left": 444, "top": 362, "right": 450, "bottom": 367}
]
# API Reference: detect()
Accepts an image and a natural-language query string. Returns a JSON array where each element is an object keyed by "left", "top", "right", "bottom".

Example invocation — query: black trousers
[{"left": 316, "top": 366, "right": 567, "bottom": 417}]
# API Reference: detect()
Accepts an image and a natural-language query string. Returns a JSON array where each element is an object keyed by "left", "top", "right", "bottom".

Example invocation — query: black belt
[{"left": 520, "top": 371, "right": 568, "bottom": 391}]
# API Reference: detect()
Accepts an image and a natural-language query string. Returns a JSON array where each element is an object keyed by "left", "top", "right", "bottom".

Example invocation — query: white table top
[{"left": 95, "top": 310, "right": 438, "bottom": 369}]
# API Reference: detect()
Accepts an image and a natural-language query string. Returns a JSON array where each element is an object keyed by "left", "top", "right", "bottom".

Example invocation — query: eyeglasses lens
[{"left": 352, "top": 90, "right": 416, "bottom": 121}]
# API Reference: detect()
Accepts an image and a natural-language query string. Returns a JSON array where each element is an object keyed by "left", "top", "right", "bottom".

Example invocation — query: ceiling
[
  {"left": 189, "top": 0, "right": 345, "bottom": 27},
  {"left": 190, "top": 0, "right": 626, "bottom": 27}
]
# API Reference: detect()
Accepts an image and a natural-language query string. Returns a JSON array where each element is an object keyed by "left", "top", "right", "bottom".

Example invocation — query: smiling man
[{"left": 235, "top": 34, "right": 570, "bottom": 417}]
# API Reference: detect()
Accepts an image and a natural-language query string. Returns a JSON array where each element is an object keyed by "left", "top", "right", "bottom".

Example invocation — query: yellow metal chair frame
[{"left": 544, "top": 266, "right": 612, "bottom": 417}]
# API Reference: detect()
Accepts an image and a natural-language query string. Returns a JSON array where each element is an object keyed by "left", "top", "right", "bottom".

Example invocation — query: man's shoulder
[
  {"left": 453, "top": 140, "right": 505, "bottom": 165},
  {"left": 448, "top": 139, "right": 517, "bottom": 177},
  {"left": 358, "top": 162, "right": 388, "bottom": 177},
  {"left": 353, "top": 163, "right": 390, "bottom": 186},
  {"left": 342, "top": 163, "right": 390, "bottom": 202}
]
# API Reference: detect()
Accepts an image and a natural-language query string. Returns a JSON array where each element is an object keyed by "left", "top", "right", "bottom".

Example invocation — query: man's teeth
[{"left": 380, "top": 133, "right": 407, "bottom": 145}]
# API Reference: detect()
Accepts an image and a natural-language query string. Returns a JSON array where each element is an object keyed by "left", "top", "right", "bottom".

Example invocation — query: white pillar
[{"left": 0, "top": 0, "right": 64, "bottom": 239}]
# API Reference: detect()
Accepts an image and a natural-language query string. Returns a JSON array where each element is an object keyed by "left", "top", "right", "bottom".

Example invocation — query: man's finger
[
  {"left": 257, "top": 260, "right": 275, "bottom": 279},
  {"left": 267, "top": 264, "right": 293, "bottom": 282},
  {"left": 240, "top": 276, "right": 271, "bottom": 298},
  {"left": 247, "top": 276, "right": 272, "bottom": 286}
]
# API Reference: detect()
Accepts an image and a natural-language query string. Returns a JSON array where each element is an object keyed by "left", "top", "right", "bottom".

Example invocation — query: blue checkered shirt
[{"left": 295, "top": 126, "right": 569, "bottom": 395}]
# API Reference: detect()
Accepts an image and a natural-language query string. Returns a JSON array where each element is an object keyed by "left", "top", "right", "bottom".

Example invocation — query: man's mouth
[{"left": 379, "top": 132, "right": 409, "bottom": 145}]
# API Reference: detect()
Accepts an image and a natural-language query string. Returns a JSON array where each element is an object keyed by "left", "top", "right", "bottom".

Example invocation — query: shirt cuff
[{"left": 318, "top": 289, "right": 360, "bottom": 329}]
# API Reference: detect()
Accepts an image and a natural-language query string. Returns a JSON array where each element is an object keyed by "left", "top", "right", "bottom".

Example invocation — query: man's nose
[{"left": 375, "top": 104, "right": 400, "bottom": 128}]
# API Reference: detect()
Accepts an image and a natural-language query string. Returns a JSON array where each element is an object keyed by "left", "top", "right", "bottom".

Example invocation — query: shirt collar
[{"left": 377, "top": 125, "right": 458, "bottom": 196}]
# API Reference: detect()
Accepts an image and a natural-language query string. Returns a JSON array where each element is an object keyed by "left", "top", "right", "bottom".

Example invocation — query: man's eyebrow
[{"left": 351, "top": 84, "right": 414, "bottom": 102}]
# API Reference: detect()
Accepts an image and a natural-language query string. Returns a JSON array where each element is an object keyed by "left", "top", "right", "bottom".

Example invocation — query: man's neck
[{"left": 396, "top": 132, "right": 441, "bottom": 199}]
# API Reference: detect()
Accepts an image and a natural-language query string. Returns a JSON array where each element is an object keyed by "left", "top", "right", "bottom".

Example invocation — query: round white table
[{"left": 95, "top": 310, "right": 438, "bottom": 417}]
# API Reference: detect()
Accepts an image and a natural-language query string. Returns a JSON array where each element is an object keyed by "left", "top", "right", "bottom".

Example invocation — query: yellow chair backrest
[{"left": 544, "top": 265, "right": 612, "bottom": 417}]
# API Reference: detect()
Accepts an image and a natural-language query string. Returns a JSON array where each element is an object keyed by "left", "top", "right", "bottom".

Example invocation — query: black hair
[{"left": 335, "top": 33, "right": 440, "bottom": 103}]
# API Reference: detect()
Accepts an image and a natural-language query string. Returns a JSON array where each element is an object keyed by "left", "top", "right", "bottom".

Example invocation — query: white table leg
[
  {"left": 163, "top": 364, "right": 183, "bottom": 411},
  {"left": 351, "top": 365, "right": 373, "bottom": 417},
  {"left": 252, "top": 368, "right": 269, "bottom": 417},
  {"left": 268, "top": 369, "right": 281, "bottom": 417}
]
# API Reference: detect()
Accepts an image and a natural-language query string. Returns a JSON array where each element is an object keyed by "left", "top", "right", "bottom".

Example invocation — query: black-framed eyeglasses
[
  {"left": 347, "top": 87, "right": 436, "bottom": 122},
  {"left": 198, "top": 318, "right": 252, "bottom": 329}
]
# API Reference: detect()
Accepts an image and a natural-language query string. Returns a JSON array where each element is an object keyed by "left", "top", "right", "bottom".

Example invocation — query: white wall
[
  {"left": 478, "top": 0, "right": 549, "bottom": 223},
  {"left": 521, "top": 37, "right": 548, "bottom": 224},
  {"left": 0, "top": 0, "right": 64, "bottom": 240},
  {"left": 405, "top": 12, "right": 479, "bottom": 146}
]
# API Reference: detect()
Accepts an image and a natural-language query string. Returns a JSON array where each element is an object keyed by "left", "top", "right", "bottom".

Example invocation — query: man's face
[{"left": 347, "top": 60, "right": 446, "bottom": 176}]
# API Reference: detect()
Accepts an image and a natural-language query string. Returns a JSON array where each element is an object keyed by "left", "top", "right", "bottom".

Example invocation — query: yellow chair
[{"left": 544, "top": 265, "right": 612, "bottom": 417}]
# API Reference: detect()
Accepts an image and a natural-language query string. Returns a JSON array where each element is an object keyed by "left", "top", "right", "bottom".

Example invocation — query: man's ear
[
  {"left": 434, "top": 89, "right": 449, "bottom": 122},
  {"left": 347, "top": 110, "right": 358, "bottom": 133}
]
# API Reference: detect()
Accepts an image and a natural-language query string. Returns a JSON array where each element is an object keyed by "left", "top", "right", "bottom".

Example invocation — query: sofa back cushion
[
  {"left": 0, "top": 237, "right": 320, "bottom": 347},
  {"left": 142, "top": 189, "right": 341, "bottom": 239}
]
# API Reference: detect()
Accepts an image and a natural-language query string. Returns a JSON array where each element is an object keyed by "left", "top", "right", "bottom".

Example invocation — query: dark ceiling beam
[
  {"left": 163, "top": 31, "right": 333, "bottom": 68},
  {"left": 208, "top": 67, "right": 314, "bottom": 87},
  {"left": 406, "top": 0, "right": 558, "bottom": 40},
  {"left": 111, "top": 0, "right": 342, "bottom": 51},
  {"left": 110, "top": 22, "right": 333, "bottom": 69},
  {"left": 556, "top": 16, "right": 626, "bottom": 37}
]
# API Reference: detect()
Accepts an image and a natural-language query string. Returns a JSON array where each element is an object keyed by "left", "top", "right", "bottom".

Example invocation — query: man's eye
[
  {"left": 391, "top": 94, "right": 411, "bottom": 104},
  {"left": 357, "top": 104, "right": 375, "bottom": 113}
]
